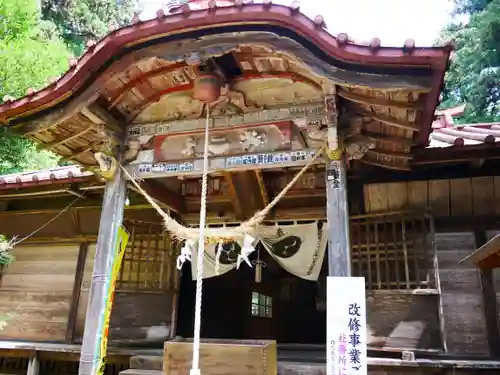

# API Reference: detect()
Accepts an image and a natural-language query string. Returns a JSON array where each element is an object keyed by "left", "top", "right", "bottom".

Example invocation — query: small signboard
[
  {"left": 326, "top": 277, "right": 367, "bottom": 375},
  {"left": 326, "top": 160, "right": 341, "bottom": 189}
]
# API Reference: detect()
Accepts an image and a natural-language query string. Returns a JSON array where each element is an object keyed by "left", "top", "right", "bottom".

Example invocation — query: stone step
[
  {"left": 129, "top": 355, "right": 163, "bottom": 371},
  {"left": 119, "top": 369, "right": 163, "bottom": 375},
  {"left": 278, "top": 362, "right": 325, "bottom": 375}
]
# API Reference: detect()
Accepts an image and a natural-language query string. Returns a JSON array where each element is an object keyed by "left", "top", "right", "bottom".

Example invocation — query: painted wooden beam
[
  {"left": 128, "top": 149, "right": 320, "bottom": 179},
  {"left": 78, "top": 168, "right": 127, "bottom": 375},
  {"left": 326, "top": 157, "right": 351, "bottom": 276}
]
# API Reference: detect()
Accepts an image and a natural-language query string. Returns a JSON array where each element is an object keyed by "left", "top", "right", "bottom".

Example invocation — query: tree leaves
[
  {"left": 0, "top": 0, "right": 70, "bottom": 174},
  {"left": 0, "top": 0, "right": 135, "bottom": 174},
  {"left": 440, "top": 0, "right": 500, "bottom": 123},
  {"left": 41, "top": 0, "right": 137, "bottom": 56}
]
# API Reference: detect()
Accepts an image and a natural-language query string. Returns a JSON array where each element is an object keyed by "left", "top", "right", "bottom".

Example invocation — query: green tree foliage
[
  {"left": 452, "top": 0, "right": 490, "bottom": 14},
  {"left": 41, "top": 0, "right": 137, "bottom": 56},
  {"left": 0, "top": 0, "right": 71, "bottom": 174},
  {"left": 439, "top": 0, "right": 500, "bottom": 123}
]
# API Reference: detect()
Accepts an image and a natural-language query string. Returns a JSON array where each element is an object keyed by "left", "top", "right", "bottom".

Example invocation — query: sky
[{"left": 139, "top": 0, "right": 456, "bottom": 47}]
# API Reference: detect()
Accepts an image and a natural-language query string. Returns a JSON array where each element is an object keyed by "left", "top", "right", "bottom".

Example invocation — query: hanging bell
[{"left": 193, "top": 73, "right": 221, "bottom": 104}]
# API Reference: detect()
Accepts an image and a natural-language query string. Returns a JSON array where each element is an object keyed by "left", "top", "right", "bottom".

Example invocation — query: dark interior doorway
[{"left": 175, "top": 246, "right": 327, "bottom": 343}]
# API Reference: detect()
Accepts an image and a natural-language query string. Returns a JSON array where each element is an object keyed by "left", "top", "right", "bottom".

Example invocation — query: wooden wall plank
[
  {"left": 429, "top": 180, "right": 450, "bottom": 217},
  {"left": 472, "top": 177, "right": 495, "bottom": 216},
  {"left": 387, "top": 182, "right": 408, "bottom": 211},
  {"left": 364, "top": 184, "right": 389, "bottom": 213},
  {"left": 363, "top": 184, "right": 371, "bottom": 213},
  {"left": 407, "top": 181, "right": 429, "bottom": 209},
  {"left": 449, "top": 179, "right": 472, "bottom": 217},
  {"left": 0, "top": 244, "right": 79, "bottom": 341},
  {"left": 494, "top": 177, "right": 500, "bottom": 216}
]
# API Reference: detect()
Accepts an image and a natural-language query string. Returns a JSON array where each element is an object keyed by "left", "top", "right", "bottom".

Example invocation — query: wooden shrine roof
[
  {"left": 412, "top": 104, "right": 500, "bottom": 165},
  {"left": 0, "top": 1, "right": 451, "bottom": 172},
  {"left": 461, "top": 234, "right": 500, "bottom": 270},
  {"left": 429, "top": 104, "right": 500, "bottom": 147},
  {"left": 0, "top": 166, "right": 93, "bottom": 189},
  {"left": 429, "top": 123, "right": 500, "bottom": 148}
]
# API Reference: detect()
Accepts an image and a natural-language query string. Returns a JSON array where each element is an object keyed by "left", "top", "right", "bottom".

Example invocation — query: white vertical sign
[{"left": 326, "top": 277, "right": 367, "bottom": 375}]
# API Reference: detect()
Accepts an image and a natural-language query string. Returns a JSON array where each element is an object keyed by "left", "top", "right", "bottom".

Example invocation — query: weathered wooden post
[
  {"left": 79, "top": 154, "right": 127, "bottom": 375},
  {"left": 324, "top": 93, "right": 351, "bottom": 277},
  {"left": 325, "top": 94, "right": 367, "bottom": 375},
  {"left": 326, "top": 156, "right": 351, "bottom": 277}
]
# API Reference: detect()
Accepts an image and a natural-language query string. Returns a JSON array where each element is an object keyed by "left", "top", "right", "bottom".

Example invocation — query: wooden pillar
[
  {"left": 326, "top": 157, "right": 351, "bottom": 277},
  {"left": 324, "top": 91, "right": 351, "bottom": 277},
  {"left": 79, "top": 167, "right": 127, "bottom": 375},
  {"left": 475, "top": 231, "right": 500, "bottom": 356}
]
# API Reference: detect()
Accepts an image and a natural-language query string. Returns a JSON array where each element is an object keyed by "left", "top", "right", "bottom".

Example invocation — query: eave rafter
[
  {"left": 81, "top": 102, "right": 124, "bottom": 135},
  {"left": 338, "top": 86, "right": 425, "bottom": 170},
  {"left": 108, "top": 61, "right": 188, "bottom": 109}
]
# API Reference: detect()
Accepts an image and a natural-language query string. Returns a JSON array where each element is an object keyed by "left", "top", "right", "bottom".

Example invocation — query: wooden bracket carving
[
  {"left": 94, "top": 152, "right": 118, "bottom": 181},
  {"left": 345, "top": 135, "right": 376, "bottom": 160}
]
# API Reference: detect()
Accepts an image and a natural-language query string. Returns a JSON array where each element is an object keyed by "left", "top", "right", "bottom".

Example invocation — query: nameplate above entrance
[{"left": 125, "top": 149, "right": 321, "bottom": 179}]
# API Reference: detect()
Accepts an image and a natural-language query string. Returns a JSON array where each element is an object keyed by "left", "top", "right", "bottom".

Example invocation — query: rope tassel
[
  {"left": 214, "top": 240, "right": 224, "bottom": 276},
  {"left": 177, "top": 239, "right": 195, "bottom": 270},
  {"left": 237, "top": 234, "right": 256, "bottom": 269}
]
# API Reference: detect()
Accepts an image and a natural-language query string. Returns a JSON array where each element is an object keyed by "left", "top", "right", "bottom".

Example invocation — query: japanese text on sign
[{"left": 326, "top": 277, "right": 367, "bottom": 375}]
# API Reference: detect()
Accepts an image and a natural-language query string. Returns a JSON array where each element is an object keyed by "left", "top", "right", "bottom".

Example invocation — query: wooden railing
[
  {"left": 117, "top": 220, "right": 178, "bottom": 293},
  {"left": 350, "top": 211, "right": 435, "bottom": 291}
]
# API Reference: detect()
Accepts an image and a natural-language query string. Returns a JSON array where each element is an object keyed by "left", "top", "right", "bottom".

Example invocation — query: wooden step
[
  {"left": 119, "top": 369, "right": 163, "bottom": 375},
  {"left": 129, "top": 356, "right": 163, "bottom": 371}
]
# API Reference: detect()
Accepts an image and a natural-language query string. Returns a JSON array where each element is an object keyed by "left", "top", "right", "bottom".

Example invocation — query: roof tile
[{"left": 0, "top": 166, "right": 93, "bottom": 188}]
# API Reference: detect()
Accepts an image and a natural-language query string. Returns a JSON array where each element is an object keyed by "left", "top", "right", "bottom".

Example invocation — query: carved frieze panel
[
  {"left": 153, "top": 122, "right": 303, "bottom": 162},
  {"left": 125, "top": 103, "right": 328, "bottom": 166}
]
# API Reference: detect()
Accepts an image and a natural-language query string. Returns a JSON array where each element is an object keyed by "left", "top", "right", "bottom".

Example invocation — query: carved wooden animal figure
[
  {"left": 123, "top": 136, "right": 155, "bottom": 164},
  {"left": 239, "top": 130, "right": 267, "bottom": 152},
  {"left": 207, "top": 135, "right": 231, "bottom": 155},
  {"left": 181, "top": 136, "right": 197, "bottom": 157}
]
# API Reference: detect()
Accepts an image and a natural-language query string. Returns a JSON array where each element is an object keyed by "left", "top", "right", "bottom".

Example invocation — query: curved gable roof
[{"left": 0, "top": 3, "right": 451, "bottom": 123}]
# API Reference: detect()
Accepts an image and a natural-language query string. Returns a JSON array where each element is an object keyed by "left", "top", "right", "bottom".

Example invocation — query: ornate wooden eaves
[{"left": 0, "top": 2, "right": 452, "bottom": 171}]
